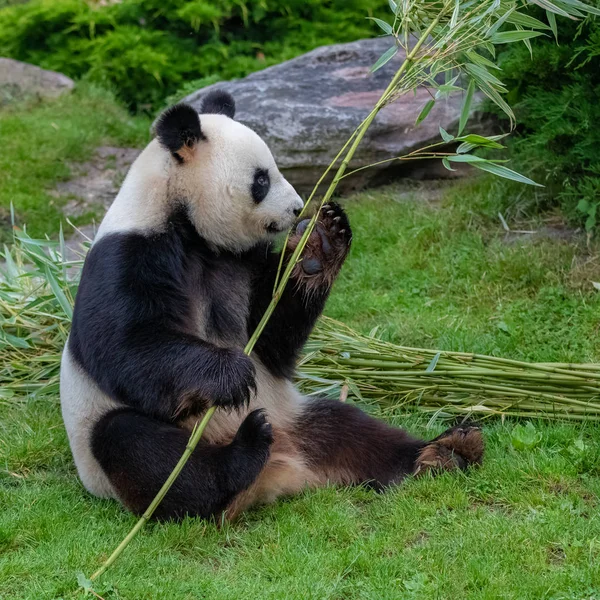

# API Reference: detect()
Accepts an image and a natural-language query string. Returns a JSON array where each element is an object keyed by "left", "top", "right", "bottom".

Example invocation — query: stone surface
[
  {"left": 184, "top": 38, "right": 487, "bottom": 194},
  {"left": 0, "top": 58, "right": 74, "bottom": 103}
]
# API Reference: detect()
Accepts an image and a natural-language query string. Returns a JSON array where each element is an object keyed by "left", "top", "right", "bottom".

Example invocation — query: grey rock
[
  {"left": 184, "top": 38, "right": 486, "bottom": 194},
  {"left": 0, "top": 57, "right": 74, "bottom": 103}
]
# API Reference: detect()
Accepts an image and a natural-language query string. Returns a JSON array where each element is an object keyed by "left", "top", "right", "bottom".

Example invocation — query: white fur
[
  {"left": 60, "top": 344, "right": 120, "bottom": 498},
  {"left": 96, "top": 113, "right": 303, "bottom": 252},
  {"left": 95, "top": 141, "right": 171, "bottom": 240}
]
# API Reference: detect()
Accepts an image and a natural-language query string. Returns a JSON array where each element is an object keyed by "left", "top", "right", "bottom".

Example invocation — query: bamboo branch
[{"left": 87, "top": 8, "right": 450, "bottom": 583}]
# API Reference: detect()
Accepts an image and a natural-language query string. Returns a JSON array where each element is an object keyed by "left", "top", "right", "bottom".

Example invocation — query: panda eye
[{"left": 251, "top": 169, "right": 271, "bottom": 204}]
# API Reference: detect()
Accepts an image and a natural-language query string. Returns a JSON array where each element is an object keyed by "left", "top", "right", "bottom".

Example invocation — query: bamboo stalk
[{"left": 87, "top": 7, "right": 452, "bottom": 583}]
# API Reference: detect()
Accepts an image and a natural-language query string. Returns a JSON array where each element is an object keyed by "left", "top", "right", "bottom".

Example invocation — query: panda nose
[{"left": 293, "top": 207, "right": 302, "bottom": 217}]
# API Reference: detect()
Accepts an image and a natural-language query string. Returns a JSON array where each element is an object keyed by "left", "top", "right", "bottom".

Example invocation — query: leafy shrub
[
  {"left": 0, "top": 0, "right": 386, "bottom": 111},
  {"left": 496, "top": 9, "right": 600, "bottom": 232}
]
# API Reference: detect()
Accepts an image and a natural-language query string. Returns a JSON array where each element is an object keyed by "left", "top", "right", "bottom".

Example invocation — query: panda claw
[{"left": 333, "top": 216, "right": 341, "bottom": 223}]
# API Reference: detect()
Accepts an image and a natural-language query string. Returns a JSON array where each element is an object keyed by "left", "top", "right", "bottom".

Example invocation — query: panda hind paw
[
  {"left": 233, "top": 409, "right": 274, "bottom": 457},
  {"left": 413, "top": 425, "right": 484, "bottom": 476}
]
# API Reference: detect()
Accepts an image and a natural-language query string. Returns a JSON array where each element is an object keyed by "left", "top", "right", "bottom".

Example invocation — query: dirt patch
[
  {"left": 500, "top": 214, "right": 584, "bottom": 246},
  {"left": 547, "top": 544, "right": 566, "bottom": 565},
  {"left": 502, "top": 225, "right": 584, "bottom": 245},
  {"left": 55, "top": 146, "right": 140, "bottom": 217}
]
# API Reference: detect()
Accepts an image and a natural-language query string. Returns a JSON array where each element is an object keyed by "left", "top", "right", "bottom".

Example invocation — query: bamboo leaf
[
  {"left": 426, "top": 352, "right": 442, "bottom": 372},
  {"left": 491, "top": 30, "right": 544, "bottom": 44},
  {"left": 450, "top": 0, "right": 460, "bottom": 29},
  {"left": 516, "top": 24, "right": 534, "bottom": 57},
  {"left": 464, "top": 63, "right": 506, "bottom": 89},
  {"left": 77, "top": 572, "right": 94, "bottom": 593},
  {"left": 558, "top": 0, "right": 600, "bottom": 16},
  {"left": 546, "top": 10, "right": 558, "bottom": 41},
  {"left": 415, "top": 99, "right": 435, "bottom": 125},
  {"left": 371, "top": 45, "right": 398, "bottom": 72},
  {"left": 2, "top": 245, "right": 18, "bottom": 282},
  {"left": 439, "top": 126, "right": 454, "bottom": 142},
  {"left": 528, "top": 0, "right": 573, "bottom": 18},
  {"left": 456, "top": 134, "right": 505, "bottom": 149},
  {"left": 471, "top": 161, "right": 544, "bottom": 187},
  {"left": 465, "top": 50, "right": 502, "bottom": 71},
  {"left": 506, "top": 11, "right": 552, "bottom": 30},
  {"left": 442, "top": 157, "right": 457, "bottom": 171},
  {"left": 487, "top": 6, "right": 517, "bottom": 38},
  {"left": 345, "top": 379, "right": 364, "bottom": 401},
  {"left": 2, "top": 332, "right": 31, "bottom": 349},
  {"left": 466, "top": 70, "right": 514, "bottom": 125},
  {"left": 367, "top": 17, "right": 394, "bottom": 35},
  {"left": 447, "top": 154, "right": 491, "bottom": 163},
  {"left": 458, "top": 79, "right": 476, "bottom": 136},
  {"left": 44, "top": 265, "right": 74, "bottom": 319}
]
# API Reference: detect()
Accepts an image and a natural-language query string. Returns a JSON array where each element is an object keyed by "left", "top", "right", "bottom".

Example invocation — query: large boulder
[
  {"left": 0, "top": 58, "right": 74, "bottom": 103},
  {"left": 184, "top": 38, "right": 485, "bottom": 194}
]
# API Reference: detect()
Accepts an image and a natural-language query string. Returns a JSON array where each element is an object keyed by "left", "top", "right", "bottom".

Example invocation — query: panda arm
[
  {"left": 69, "top": 231, "right": 255, "bottom": 421},
  {"left": 247, "top": 247, "right": 328, "bottom": 380},
  {"left": 247, "top": 204, "right": 352, "bottom": 379}
]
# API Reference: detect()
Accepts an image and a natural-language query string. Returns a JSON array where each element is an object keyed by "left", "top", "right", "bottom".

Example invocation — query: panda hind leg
[
  {"left": 91, "top": 407, "right": 273, "bottom": 521},
  {"left": 294, "top": 398, "right": 484, "bottom": 488}
]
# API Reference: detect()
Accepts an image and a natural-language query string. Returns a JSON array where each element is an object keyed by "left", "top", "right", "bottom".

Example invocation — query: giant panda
[{"left": 60, "top": 90, "right": 484, "bottom": 521}]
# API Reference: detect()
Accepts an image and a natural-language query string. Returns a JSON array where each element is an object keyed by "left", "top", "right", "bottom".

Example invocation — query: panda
[{"left": 60, "top": 90, "right": 484, "bottom": 521}]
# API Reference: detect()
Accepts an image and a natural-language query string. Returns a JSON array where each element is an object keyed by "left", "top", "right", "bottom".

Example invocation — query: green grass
[
  {"left": 2, "top": 176, "right": 600, "bottom": 598},
  {"left": 328, "top": 181, "right": 600, "bottom": 363},
  {"left": 0, "top": 84, "right": 150, "bottom": 242}
]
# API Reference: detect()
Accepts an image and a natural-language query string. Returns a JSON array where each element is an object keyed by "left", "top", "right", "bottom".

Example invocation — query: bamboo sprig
[{"left": 86, "top": 6, "right": 453, "bottom": 584}]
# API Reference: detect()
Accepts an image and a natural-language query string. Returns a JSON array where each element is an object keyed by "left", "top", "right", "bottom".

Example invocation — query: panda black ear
[
  {"left": 155, "top": 103, "right": 204, "bottom": 163},
  {"left": 200, "top": 90, "right": 236, "bottom": 119}
]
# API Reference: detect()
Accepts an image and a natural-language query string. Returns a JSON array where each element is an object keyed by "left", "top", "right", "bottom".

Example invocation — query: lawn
[
  {"left": 0, "top": 85, "right": 150, "bottom": 243},
  {"left": 1, "top": 94, "right": 600, "bottom": 599}
]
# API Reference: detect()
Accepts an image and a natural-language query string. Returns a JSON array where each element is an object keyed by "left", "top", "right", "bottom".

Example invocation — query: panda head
[{"left": 154, "top": 91, "right": 304, "bottom": 252}]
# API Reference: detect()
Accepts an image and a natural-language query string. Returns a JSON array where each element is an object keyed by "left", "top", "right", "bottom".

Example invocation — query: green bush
[
  {"left": 0, "top": 0, "right": 386, "bottom": 111},
  {"left": 496, "top": 10, "right": 600, "bottom": 232}
]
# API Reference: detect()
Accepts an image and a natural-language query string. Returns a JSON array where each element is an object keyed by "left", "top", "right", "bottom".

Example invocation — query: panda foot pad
[{"left": 289, "top": 202, "right": 352, "bottom": 290}]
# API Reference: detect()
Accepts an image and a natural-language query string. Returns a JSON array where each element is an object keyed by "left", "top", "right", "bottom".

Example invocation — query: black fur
[
  {"left": 70, "top": 208, "right": 326, "bottom": 417},
  {"left": 247, "top": 249, "right": 329, "bottom": 379},
  {"left": 297, "top": 399, "right": 425, "bottom": 490},
  {"left": 251, "top": 168, "right": 270, "bottom": 204},
  {"left": 92, "top": 407, "right": 272, "bottom": 520},
  {"left": 155, "top": 103, "right": 204, "bottom": 157},
  {"left": 200, "top": 90, "right": 236, "bottom": 119},
  {"left": 70, "top": 209, "right": 258, "bottom": 421},
  {"left": 247, "top": 203, "right": 352, "bottom": 378}
]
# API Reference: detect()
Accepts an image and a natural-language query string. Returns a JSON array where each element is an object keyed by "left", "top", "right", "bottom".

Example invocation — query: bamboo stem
[
  {"left": 87, "top": 8, "right": 450, "bottom": 584},
  {"left": 90, "top": 410, "right": 214, "bottom": 581}
]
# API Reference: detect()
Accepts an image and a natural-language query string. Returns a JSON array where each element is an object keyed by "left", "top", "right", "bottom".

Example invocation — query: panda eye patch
[{"left": 251, "top": 168, "right": 270, "bottom": 204}]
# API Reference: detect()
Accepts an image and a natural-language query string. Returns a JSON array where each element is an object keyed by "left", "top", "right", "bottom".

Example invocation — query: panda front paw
[
  {"left": 288, "top": 202, "right": 352, "bottom": 291},
  {"left": 210, "top": 349, "right": 257, "bottom": 411}
]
